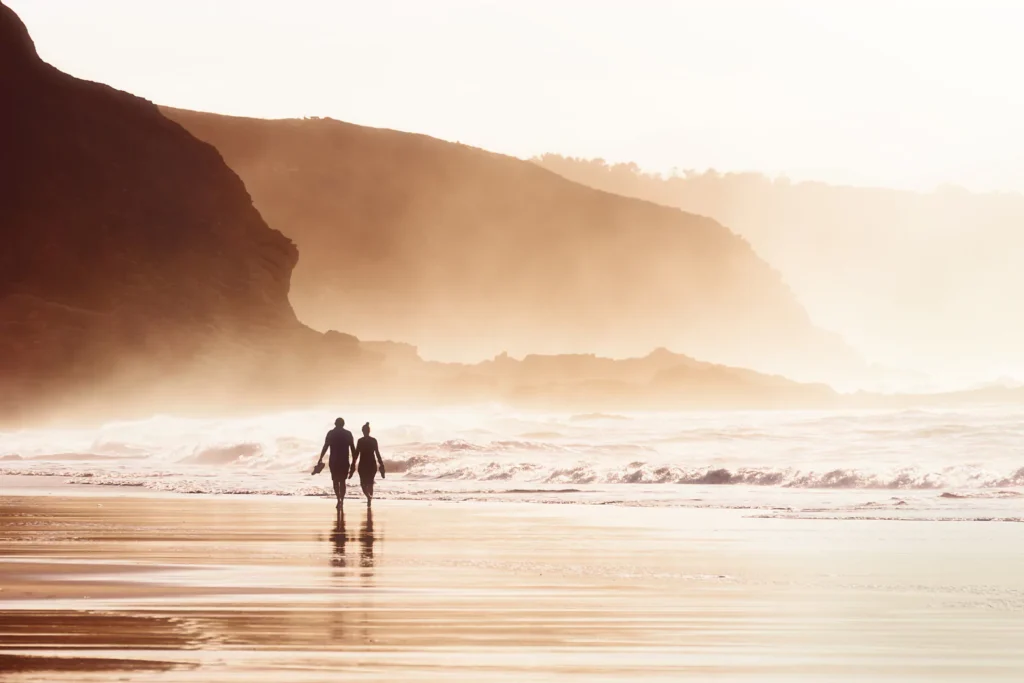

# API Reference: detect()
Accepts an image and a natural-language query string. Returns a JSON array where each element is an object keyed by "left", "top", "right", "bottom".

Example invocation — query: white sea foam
[{"left": 2, "top": 406, "right": 1023, "bottom": 520}]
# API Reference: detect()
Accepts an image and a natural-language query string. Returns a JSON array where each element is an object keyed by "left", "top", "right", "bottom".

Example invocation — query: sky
[{"left": 9, "top": 0, "right": 1024, "bottom": 192}]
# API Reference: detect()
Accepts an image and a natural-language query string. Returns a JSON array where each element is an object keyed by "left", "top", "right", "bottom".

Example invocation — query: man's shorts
[{"left": 329, "top": 461, "right": 347, "bottom": 482}]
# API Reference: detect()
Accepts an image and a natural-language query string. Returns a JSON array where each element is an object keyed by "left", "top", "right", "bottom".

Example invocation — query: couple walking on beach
[{"left": 315, "top": 418, "right": 385, "bottom": 509}]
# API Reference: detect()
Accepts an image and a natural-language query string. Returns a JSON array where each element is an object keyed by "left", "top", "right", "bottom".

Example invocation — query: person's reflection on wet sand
[
  {"left": 330, "top": 510, "right": 347, "bottom": 569},
  {"left": 359, "top": 508, "right": 375, "bottom": 575}
]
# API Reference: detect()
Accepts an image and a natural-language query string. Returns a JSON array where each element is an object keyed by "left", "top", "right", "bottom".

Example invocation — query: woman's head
[{"left": 362, "top": 422, "right": 371, "bottom": 436}]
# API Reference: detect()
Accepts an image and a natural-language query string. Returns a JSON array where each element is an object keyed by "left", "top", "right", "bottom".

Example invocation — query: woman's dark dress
[{"left": 355, "top": 436, "right": 379, "bottom": 482}]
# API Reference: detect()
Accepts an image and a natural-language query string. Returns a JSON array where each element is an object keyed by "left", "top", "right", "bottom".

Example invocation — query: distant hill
[
  {"left": 533, "top": 155, "right": 1024, "bottom": 379},
  {"left": 163, "top": 108, "right": 860, "bottom": 382}
]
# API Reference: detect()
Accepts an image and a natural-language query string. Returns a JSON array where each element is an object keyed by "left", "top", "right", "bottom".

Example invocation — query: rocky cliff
[
  {"left": 0, "top": 2, "right": 356, "bottom": 421},
  {"left": 163, "top": 109, "right": 860, "bottom": 382}
]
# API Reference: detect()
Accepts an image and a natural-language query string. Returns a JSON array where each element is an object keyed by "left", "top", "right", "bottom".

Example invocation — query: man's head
[
  {"left": 335, "top": 417, "right": 345, "bottom": 428},
  {"left": 362, "top": 422, "right": 371, "bottom": 436}
]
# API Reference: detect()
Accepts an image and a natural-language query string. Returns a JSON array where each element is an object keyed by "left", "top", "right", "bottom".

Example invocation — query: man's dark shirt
[{"left": 325, "top": 427, "right": 354, "bottom": 472}]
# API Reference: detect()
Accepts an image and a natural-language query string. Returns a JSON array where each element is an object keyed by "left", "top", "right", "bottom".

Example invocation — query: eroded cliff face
[
  {"left": 0, "top": 3, "right": 327, "bottom": 420},
  {"left": 164, "top": 108, "right": 859, "bottom": 381}
]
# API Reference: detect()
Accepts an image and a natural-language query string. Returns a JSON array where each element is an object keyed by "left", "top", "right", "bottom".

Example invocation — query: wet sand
[{"left": 1, "top": 489, "right": 1023, "bottom": 681}]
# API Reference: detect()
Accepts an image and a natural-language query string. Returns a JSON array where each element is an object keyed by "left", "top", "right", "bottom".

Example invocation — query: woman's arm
[
  {"left": 375, "top": 440, "right": 385, "bottom": 478},
  {"left": 348, "top": 435, "right": 357, "bottom": 478}
]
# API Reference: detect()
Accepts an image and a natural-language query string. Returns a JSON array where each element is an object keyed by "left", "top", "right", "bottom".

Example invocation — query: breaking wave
[
  {"left": 6, "top": 460, "right": 1024, "bottom": 492},
  {"left": 3, "top": 407, "right": 1024, "bottom": 511},
  {"left": 384, "top": 460, "right": 1024, "bottom": 489}
]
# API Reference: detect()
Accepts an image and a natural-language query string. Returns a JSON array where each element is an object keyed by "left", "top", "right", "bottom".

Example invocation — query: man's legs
[{"left": 333, "top": 479, "right": 346, "bottom": 508}]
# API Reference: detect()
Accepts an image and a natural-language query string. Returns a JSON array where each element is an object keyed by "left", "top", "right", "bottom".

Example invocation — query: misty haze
[
  {"left": 535, "top": 155, "right": 1024, "bottom": 387},
  {"left": 2, "top": 1, "right": 1024, "bottom": 681}
]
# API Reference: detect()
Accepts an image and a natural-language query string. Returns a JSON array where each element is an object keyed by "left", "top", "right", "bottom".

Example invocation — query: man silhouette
[{"left": 316, "top": 418, "right": 356, "bottom": 510}]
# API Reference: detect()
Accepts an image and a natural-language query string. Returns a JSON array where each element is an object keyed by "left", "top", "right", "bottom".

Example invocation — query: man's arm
[
  {"left": 348, "top": 435, "right": 358, "bottom": 478},
  {"left": 318, "top": 434, "right": 329, "bottom": 462}
]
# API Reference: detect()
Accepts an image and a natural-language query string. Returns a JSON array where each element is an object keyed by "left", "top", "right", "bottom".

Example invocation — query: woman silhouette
[{"left": 351, "top": 422, "right": 385, "bottom": 505}]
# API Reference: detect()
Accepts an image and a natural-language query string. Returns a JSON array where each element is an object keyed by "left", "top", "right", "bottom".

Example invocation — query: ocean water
[{"left": 2, "top": 406, "right": 1023, "bottom": 521}]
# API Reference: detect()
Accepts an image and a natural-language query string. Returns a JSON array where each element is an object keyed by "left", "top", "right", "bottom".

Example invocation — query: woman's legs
[{"left": 360, "top": 476, "right": 374, "bottom": 504}]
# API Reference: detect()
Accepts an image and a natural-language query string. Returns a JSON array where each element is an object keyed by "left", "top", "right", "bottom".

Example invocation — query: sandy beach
[{"left": 0, "top": 484, "right": 1022, "bottom": 681}]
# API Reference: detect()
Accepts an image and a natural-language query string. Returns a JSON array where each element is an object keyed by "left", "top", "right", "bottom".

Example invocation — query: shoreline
[{"left": 4, "top": 474, "right": 1024, "bottom": 526}]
